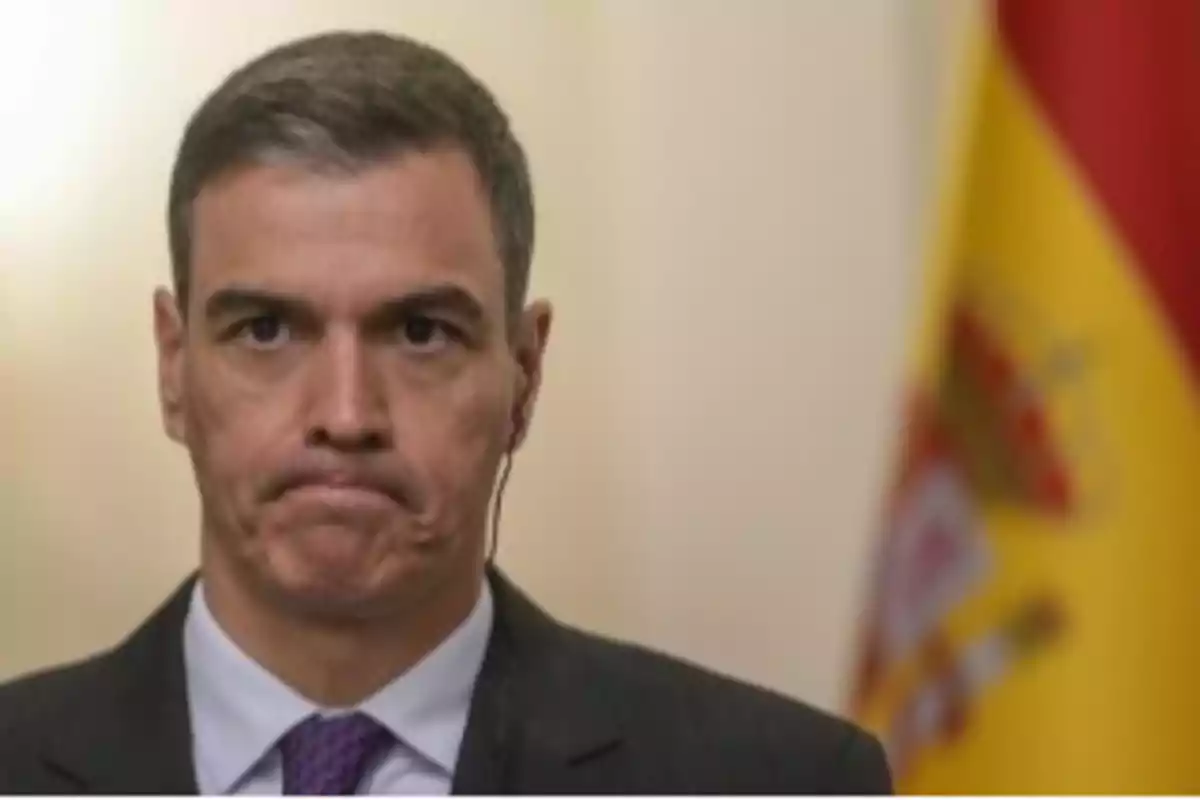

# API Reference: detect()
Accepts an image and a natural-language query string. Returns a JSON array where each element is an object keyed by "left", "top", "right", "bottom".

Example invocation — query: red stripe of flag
[{"left": 998, "top": 0, "right": 1200, "bottom": 380}]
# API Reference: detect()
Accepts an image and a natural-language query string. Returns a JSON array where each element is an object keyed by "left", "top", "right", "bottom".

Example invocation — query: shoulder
[
  {"left": 0, "top": 653, "right": 110, "bottom": 738},
  {"left": 555, "top": 623, "right": 892, "bottom": 793},
  {"left": 0, "top": 653, "right": 111, "bottom": 789}
]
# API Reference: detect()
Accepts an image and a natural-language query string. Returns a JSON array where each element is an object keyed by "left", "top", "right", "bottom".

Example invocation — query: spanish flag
[{"left": 850, "top": 0, "right": 1200, "bottom": 793}]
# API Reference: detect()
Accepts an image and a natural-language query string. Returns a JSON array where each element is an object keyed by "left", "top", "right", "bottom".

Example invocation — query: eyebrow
[
  {"left": 203, "top": 287, "right": 310, "bottom": 322},
  {"left": 202, "top": 284, "right": 487, "bottom": 326},
  {"left": 366, "top": 285, "right": 486, "bottom": 328}
]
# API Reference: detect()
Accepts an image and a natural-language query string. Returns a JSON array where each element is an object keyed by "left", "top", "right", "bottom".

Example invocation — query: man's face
[{"left": 153, "top": 148, "right": 549, "bottom": 619}]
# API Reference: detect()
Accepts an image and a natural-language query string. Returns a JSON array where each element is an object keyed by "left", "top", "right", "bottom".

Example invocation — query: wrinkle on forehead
[{"left": 189, "top": 149, "right": 505, "bottom": 318}]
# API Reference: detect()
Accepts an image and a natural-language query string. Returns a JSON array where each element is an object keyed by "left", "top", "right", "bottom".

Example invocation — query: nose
[{"left": 304, "top": 331, "right": 392, "bottom": 452}]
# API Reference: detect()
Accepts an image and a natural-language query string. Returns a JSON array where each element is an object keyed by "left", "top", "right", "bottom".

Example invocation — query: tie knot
[{"left": 280, "top": 712, "right": 394, "bottom": 795}]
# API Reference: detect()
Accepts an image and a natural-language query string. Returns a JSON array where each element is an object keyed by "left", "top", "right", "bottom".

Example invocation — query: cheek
[
  {"left": 403, "top": 377, "right": 510, "bottom": 507},
  {"left": 184, "top": 358, "right": 294, "bottom": 501}
]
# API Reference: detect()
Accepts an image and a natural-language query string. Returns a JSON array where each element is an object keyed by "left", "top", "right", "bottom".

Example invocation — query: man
[{"left": 0, "top": 31, "right": 891, "bottom": 795}]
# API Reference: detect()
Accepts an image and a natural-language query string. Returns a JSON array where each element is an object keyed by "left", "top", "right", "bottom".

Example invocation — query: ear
[
  {"left": 153, "top": 287, "right": 188, "bottom": 445},
  {"left": 508, "top": 299, "right": 553, "bottom": 451}
]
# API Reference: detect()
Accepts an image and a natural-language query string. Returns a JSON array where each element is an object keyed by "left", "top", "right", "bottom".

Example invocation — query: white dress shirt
[{"left": 183, "top": 580, "right": 493, "bottom": 795}]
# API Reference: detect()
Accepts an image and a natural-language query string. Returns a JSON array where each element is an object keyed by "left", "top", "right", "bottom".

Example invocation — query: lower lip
[{"left": 284, "top": 484, "right": 395, "bottom": 508}]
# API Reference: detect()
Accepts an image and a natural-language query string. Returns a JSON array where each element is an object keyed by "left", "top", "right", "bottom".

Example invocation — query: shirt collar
[
  {"left": 184, "top": 578, "right": 493, "bottom": 794},
  {"left": 362, "top": 583, "right": 493, "bottom": 772}
]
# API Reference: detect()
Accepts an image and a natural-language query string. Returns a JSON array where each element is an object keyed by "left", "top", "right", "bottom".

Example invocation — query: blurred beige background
[{"left": 0, "top": 0, "right": 975, "bottom": 713}]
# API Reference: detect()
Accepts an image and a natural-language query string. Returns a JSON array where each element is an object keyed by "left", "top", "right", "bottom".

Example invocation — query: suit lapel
[
  {"left": 452, "top": 569, "right": 625, "bottom": 794},
  {"left": 38, "top": 578, "right": 199, "bottom": 794}
]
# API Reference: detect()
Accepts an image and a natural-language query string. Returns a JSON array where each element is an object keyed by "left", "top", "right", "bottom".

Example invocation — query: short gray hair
[{"left": 168, "top": 30, "right": 535, "bottom": 319}]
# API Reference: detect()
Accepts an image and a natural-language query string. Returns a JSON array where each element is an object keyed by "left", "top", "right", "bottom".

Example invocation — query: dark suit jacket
[{"left": 0, "top": 571, "right": 891, "bottom": 794}]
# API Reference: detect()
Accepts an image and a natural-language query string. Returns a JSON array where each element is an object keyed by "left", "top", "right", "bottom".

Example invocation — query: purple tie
[{"left": 279, "top": 712, "right": 395, "bottom": 795}]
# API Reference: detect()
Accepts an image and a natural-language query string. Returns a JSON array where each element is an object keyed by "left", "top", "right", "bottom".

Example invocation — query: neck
[{"left": 200, "top": 542, "right": 483, "bottom": 708}]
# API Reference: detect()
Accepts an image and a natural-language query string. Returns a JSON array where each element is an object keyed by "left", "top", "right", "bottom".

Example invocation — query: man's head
[{"left": 153, "top": 31, "right": 551, "bottom": 624}]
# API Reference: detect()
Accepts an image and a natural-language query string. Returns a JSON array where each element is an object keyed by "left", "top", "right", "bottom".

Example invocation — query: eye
[
  {"left": 401, "top": 315, "right": 458, "bottom": 351},
  {"left": 234, "top": 314, "right": 290, "bottom": 349}
]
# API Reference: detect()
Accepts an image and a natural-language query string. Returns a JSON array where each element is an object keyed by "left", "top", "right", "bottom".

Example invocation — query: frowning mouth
[
  {"left": 283, "top": 483, "right": 396, "bottom": 507},
  {"left": 274, "top": 484, "right": 400, "bottom": 515},
  {"left": 268, "top": 469, "right": 408, "bottom": 509}
]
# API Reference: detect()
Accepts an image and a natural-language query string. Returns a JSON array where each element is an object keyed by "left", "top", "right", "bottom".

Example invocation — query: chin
[{"left": 257, "top": 526, "right": 439, "bottom": 622}]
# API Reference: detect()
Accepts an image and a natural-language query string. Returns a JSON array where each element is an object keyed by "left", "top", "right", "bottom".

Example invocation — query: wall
[
  {"left": 0, "top": 1, "right": 949, "bottom": 712},
  {"left": 583, "top": 1, "right": 919, "bottom": 706}
]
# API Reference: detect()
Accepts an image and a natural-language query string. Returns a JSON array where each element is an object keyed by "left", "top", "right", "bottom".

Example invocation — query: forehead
[{"left": 188, "top": 148, "right": 503, "bottom": 315}]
